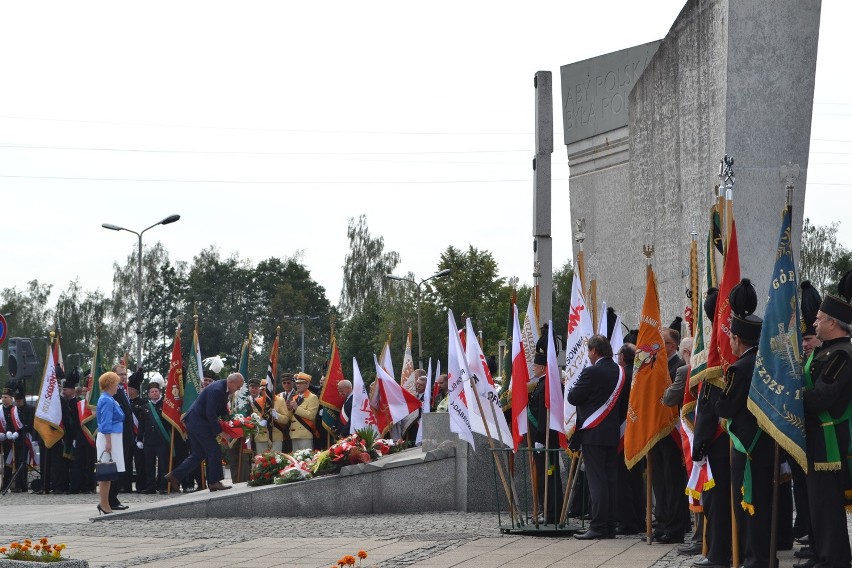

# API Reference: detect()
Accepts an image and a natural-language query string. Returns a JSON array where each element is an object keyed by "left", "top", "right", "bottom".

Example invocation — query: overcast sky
[{"left": 1, "top": 1, "right": 849, "bottom": 312}]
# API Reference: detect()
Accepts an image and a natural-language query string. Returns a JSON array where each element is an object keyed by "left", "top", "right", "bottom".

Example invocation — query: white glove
[
  {"left": 0, "top": 432, "right": 5, "bottom": 441},
  {"left": 534, "top": 442, "right": 544, "bottom": 450},
  {"left": 10, "top": 432, "right": 19, "bottom": 440},
  {"left": 72, "top": 440, "right": 76, "bottom": 448},
  {"left": 259, "top": 419, "right": 268, "bottom": 427},
  {"left": 5, "top": 431, "right": 11, "bottom": 437},
  {"left": 270, "top": 410, "right": 279, "bottom": 420},
  {"left": 136, "top": 441, "right": 144, "bottom": 449}
]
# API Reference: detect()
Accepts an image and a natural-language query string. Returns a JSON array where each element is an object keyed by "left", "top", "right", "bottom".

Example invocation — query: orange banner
[{"left": 624, "top": 268, "right": 679, "bottom": 469}]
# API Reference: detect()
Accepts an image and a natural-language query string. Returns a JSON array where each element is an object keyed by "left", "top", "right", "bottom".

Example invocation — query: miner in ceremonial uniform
[
  {"left": 252, "top": 379, "right": 282, "bottom": 453},
  {"left": 2, "top": 386, "right": 29, "bottom": 492},
  {"left": 140, "top": 381, "right": 170, "bottom": 493},
  {"left": 127, "top": 369, "right": 147, "bottom": 493},
  {"left": 803, "top": 269, "right": 852, "bottom": 568},
  {"left": 274, "top": 372, "right": 319, "bottom": 451},
  {"left": 276, "top": 373, "right": 297, "bottom": 452},
  {"left": 691, "top": 288, "right": 733, "bottom": 567},
  {"left": 55, "top": 368, "right": 82, "bottom": 494},
  {"left": 528, "top": 334, "right": 562, "bottom": 525},
  {"left": 716, "top": 279, "right": 774, "bottom": 568}
]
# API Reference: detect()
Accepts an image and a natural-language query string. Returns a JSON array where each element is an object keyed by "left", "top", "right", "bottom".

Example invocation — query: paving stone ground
[{"left": 0, "top": 489, "right": 843, "bottom": 567}]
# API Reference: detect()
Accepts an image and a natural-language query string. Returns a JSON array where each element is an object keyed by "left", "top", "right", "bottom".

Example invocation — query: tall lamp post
[
  {"left": 284, "top": 315, "right": 319, "bottom": 372},
  {"left": 102, "top": 214, "right": 181, "bottom": 368},
  {"left": 386, "top": 268, "right": 451, "bottom": 367}
]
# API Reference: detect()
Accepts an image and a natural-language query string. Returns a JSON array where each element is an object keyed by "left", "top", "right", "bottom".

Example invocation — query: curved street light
[
  {"left": 101, "top": 214, "right": 181, "bottom": 367},
  {"left": 385, "top": 268, "right": 451, "bottom": 367}
]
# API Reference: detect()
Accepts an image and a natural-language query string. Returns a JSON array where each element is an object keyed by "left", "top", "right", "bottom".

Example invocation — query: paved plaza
[{"left": 0, "top": 487, "right": 821, "bottom": 568}]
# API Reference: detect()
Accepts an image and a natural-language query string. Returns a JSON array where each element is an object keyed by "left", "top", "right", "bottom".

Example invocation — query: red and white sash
[{"left": 581, "top": 365, "right": 625, "bottom": 430}]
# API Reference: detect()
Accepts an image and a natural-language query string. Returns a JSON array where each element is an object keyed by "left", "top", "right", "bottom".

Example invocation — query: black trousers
[
  {"left": 731, "top": 441, "right": 775, "bottom": 568},
  {"left": 144, "top": 443, "right": 169, "bottom": 491},
  {"left": 583, "top": 443, "right": 618, "bottom": 534},
  {"left": 616, "top": 454, "right": 645, "bottom": 531},
  {"left": 533, "top": 446, "right": 563, "bottom": 523},
  {"left": 132, "top": 445, "right": 147, "bottom": 492},
  {"left": 790, "top": 458, "right": 811, "bottom": 540},
  {"left": 650, "top": 435, "right": 689, "bottom": 538},
  {"left": 69, "top": 437, "right": 96, "bottom": 493},
  {"left": 703, "top": 435, "right": 731, "bottom": 565}
]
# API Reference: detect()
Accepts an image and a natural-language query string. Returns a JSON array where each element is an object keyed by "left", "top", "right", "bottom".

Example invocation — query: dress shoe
[
  {"left": 163, "top": 473, "right": 181, "bottom": 492},
  {"left": 693, "top": 558, "right": 727, "bottom": 568},
  {"left": 677, "top": 542, "right": 704, "bottom": 555},
  {"left": 574, "top": 529, "right": 610, "bottom": 540},
  {"left": 656, "top": 533, "right": 684, "bottom": 544},
  {"left": 794, "top": 547, "right": 814, "bottom": 559},
  {"left": 795, "top": 536, "right": 810, "bottom": 546},
  {"left": 208, "top": 481, "right": 232, "bottom": 492},
  {"left": 793, "top": 559, "right": 816, "bottom": 568},
  {"left": 143, "top": 489, "right": 156, "bottom": 495},
  {"left": 111, "top": 504, "right": 129, "bottom": 510}
]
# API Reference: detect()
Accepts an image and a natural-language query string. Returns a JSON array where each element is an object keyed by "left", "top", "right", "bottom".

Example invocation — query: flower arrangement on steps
[{"left": 247, "top": 427, "right": 410, "bottom": 486}]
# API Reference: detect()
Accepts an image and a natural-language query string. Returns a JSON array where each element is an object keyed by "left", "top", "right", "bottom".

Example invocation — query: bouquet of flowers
[
  {"left": 310, "top": 428, "right": 410, "bottom": 476},
  {"left": 220, "top": 413, "right": 261, "bottom": 439},
  {"left": 274, "top": 454, "right": 314, "bottom": 485},
  {"left": 248, "top": 451, "right": 288, "bottom": 486}
]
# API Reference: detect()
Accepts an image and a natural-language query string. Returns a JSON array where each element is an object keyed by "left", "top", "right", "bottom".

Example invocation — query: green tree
[
  {"left": 0, "top": 280, "right": 53, "bottom": 385},
  {"left": 339, "top": 215, "right": 401, "bottom": 319},
  {"left": 54, "top": 279, "right": 113, "bottom": 370},
  {"left": 800, "top": 218, "right": 845, "bottom": 294},
  {"left": 551, "top": 259, "right": 574, "bottom": 339}
]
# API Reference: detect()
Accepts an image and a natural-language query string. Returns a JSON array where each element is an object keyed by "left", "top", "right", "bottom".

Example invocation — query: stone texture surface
[{"left": 565, "top": 0, "right": 820, "bottom": 326}]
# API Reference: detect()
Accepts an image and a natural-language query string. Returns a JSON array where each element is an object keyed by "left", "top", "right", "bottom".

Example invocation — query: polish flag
[
  {"left": 374, "top": 354, "right": 421, "bottom": 424},
  {"left": 545, "top": 319, "right": 567, "bottom": 448},
  {"left": 465, "top": 318, "right": 512, "bottom": 446},
  {"left": 350, "top": 358, "right": 379, "bottom": 435},
  {"left": 511, "top": 303, "right": 530, "bottom": 451}
]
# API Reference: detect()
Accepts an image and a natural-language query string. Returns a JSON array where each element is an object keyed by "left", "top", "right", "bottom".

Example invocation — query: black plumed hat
[
  {"left": 534, "top": 334, "right": 548, "bottom": 366},
  {"left": 606, "top": 307, "right": 617, "bottom": 340},
  {"left": 800, "top": 281, "right": 822, "bottom": 337},
  {"left": 669, "top": 316, "right": 683, "bottom": 333},
  {"left": 730, "top": 278, "right": 762, "bottom": 343},
  {"left": 63, "top": 367, "right": 80, "bottom": 389},
  {"left": 128, "top": 368, "right": 145, "bottom": 390},
  {"left": 819, "top": 268, "right": 852, "bottom": 325},
  {"left": 704, "top": 287, "right": 719, "bottom": 323}
]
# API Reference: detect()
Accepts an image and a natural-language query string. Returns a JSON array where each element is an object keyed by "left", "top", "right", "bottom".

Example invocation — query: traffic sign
[{"left": 0, "top": 314, "right": 6, "bottom": 345}]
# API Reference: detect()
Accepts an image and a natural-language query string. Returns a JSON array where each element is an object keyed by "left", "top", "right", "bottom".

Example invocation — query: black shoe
[
  {"left": 143, "top": 489, "right": 156, "bottom": 494},
  {"left": 158, "top": 490, "right": 168, "bottom": 495},
  {"left": 795, "top": 536, "right": 810, "bottom": 546},
  {"left": 793, "top": 559, "right": 817, "bottom": 568},
  {"left": 678, "top": 542, "right": 704, "bottom": 555},
  {"left": 111, "top": 504, "right": 129, "bottom": 510},
  {"left": 656, "top": 533, "right": 684, "bottom": 544},
  {"left": 575, "top": 529, "right": 610, "bottom": 540},
  {"left": 794, "top": 547, "right": 814, "bottom": 559},
  {"left": 693, "top": 559, "right": 727, "bottom": 568},
  {"left": 616, "top": 525, "right": 641, "bottom": 535}
]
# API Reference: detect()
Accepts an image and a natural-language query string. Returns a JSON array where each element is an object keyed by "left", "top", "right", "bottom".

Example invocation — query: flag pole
[
  {"left": 526, "top": 429, "right": 540, "bottom": 528},
  {"left": 559, "top": 452, "right": 582, "bottom": 525},
  {"left": 690, "top": 225, "right": 699, "bottom": 337},
  {"left": 643, "top": 244, "right": 654, "bottom": 544},
  {"left": 543, "top": 410, "right": 551, "bottom": 524},
  {"left": 575, "top": 218, "right": 586, "bottom": 292},
  {"left": 589, "top": 279, "right": 598, "bottom": 333},
  {"left": 167, "top": 425, "right": 176, "bottom": 494},
  {"left": 467, "top": 372, "right": 519, "bottom": 524}
]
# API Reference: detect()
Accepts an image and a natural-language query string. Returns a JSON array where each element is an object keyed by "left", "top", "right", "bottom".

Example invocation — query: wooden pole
[
  {"left": 589, "top": 279, "right": 598, "bottom": 333},
  {"left": 731, "top": 438, "right": 740, "bottom": 567},
  {"left": 646, "top": 452, "right": 654, "bottom": 544},
  {"left": 543, "top": 410, "right": 551, "bottom": 524},
  {"left": 768, "top": 442, "right": 781, "bottom": 568},
  {"left": 527, "top": 431, "right": 540, "bottom": 527},
  {"left": 559, "top": 452, "right": 581, "bottom": 525},
  {"left": 167, "top": 425, "right": 176, "bottom": 494}
]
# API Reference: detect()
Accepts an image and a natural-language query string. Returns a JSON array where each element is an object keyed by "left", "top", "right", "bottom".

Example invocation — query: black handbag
[{"left": 95, "top": 451, "right": 119, "bottom": 481}]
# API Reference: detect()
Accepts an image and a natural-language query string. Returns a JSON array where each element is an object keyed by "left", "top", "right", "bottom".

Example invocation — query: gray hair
[
  {"left": 338, "top": 380, "right": 352, "bottom": 390},
  {"left": 679, "top": 337, "right": 694, "bottom": 359},
  {"left": 829, "top": 316, "right": 852, "bottom": 335}
]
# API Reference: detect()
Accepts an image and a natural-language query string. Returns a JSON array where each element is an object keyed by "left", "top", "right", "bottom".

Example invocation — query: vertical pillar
[{"left": 533, "top": 71, "right": 553, "bottom": 326}]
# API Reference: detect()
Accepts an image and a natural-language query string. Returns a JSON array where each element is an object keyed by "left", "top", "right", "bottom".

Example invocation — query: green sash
[
  {"left": 148, "top": 400, "right": 172, "bottom": 447},
  {"left": 803, "top": 352, "right": 852, "bottom": 471},
  {"left": 728, "top": 424, "right": 762, "bottom": 515}
]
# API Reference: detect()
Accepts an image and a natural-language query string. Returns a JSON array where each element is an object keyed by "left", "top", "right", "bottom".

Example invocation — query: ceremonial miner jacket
[
  {"left": 803, "top": 336, "right": 852, "bottom": 470},
  {"left": 715, "top": 347, "right": 772, "bottom": 463}
]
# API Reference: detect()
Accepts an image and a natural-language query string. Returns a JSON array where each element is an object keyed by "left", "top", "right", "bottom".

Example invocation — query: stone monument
[{"left": 561, "top": 0, "right": 821, "bottom": 326}]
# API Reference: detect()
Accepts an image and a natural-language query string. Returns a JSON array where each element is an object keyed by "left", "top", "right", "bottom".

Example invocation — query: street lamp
[
  {"left": 284, "top": 315, "right": 320, "bottom": 372},
  {"left": 386, "top": 268, "right": 451, "bottom": 367},
  {"left": 102, "top": 214, "right": 181, "bottom": 368}
]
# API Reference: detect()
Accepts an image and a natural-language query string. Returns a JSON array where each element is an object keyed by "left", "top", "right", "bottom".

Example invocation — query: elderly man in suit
[
  {"left": 165, "top": 373, "right": 245, "bottom": 492},
  {"left": 569, "top": 334, "right": 623, "bottom": 540}
]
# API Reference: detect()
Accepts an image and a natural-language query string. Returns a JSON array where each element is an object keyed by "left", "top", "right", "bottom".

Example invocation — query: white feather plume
[
  {"left": 203, "top": 355, "right": 225, "bottom": 373},
  {"left": 147, "top": 372, "right": 165, "bottom": 388}
]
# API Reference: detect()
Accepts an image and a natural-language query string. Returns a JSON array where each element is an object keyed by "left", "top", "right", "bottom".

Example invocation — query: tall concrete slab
[{"left": 563, "top": 0, "right": 820, "bottom": 327}]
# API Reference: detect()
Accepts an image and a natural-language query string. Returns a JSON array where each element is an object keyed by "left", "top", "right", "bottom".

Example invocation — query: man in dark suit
[
  {"left": 166, "top": 373, "right": 244, "bottom": 492},
  {"left": 334, "top": 380, "right": 354, "bottom": 438},
  {"left": 648, "top": 325, "right": 689, "bottom": 543},
  {"left": 569, "top": 334, "right": 622, "bottom": 540},
  {"left": 615, "top": 343, "right": 645, "bottom": 534},
  {"left": 528, "top": 335, "right": 563, "bottom": 524},
  {"left": 109, "top": 364, "right": 134, "bottom": 509}
]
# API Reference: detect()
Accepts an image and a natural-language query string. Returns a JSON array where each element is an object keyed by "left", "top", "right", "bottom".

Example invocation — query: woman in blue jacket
[{"left": 96, "top": 371, "right": 125, "bottom": 514}]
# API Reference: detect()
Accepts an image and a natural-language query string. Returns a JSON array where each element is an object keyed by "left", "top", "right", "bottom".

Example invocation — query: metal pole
[
  {"left": 136, "top": 232, "right": 143, "bottom": 368},
  {"left": 416, "top": 284, "right": 423, "bottom": 368},
  {"left": 300, "top": 317, "right": 305, "bottom": 371}
]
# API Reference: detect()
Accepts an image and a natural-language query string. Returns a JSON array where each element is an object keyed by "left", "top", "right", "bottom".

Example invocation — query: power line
[{"left": 0, "top": 174, "right": 571, "bottom": 184}]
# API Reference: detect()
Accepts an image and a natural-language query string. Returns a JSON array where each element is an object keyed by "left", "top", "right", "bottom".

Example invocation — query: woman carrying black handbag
[{"left": 95, "top": 371, "right": 125, "bottom": 514}]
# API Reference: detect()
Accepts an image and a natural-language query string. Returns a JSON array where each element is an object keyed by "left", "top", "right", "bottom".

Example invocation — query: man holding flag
[
  {"left": 528, "top": 334, "right": 562, "bottom": 524},
  {"left": 569, "top": 334, "right": 623, "bottom": 540}
]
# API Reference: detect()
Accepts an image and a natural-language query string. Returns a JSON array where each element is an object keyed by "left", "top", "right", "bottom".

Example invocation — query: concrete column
[{"left": 533, "top": 71, "right": 553, "bottom": 325}]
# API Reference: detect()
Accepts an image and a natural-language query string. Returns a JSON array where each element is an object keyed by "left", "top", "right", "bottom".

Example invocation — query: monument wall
[{"left": 563, "top": 0, "right": 821, "bottom": 328}]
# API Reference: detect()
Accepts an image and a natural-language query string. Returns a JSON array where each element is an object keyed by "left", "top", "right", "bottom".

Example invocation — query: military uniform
[
  {"left": 2, "top": 389, "right": 34, "bottom": 492},
  {"left": 802, "top": 283, "right": 852, "bottom": 568},
  {"left": 139, "top": 394, "right": 170, "bottom": 492},
  {"left": 278, "top": 374, "right": 319, "bottom": 452}
]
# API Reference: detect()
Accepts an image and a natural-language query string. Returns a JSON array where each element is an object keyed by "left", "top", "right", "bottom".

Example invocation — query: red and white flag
[
  {"left": 373, "top": 354, "right": 421, "bottom": 424},
  {"left": 465, "top": 319, "right": 512, "bottom": 447},
  {"left": 562, "top": 275, "right": 594, "bottom": 438},
  {"left": 415, "top": 358, "right": 433, "bottom": 445},
  {"left": 545, "top": 319, "right": 567, "bottom": 448},
  {"left": 350, "top": 358, "right": 379, "bottom": 435},
  {"left": 511, "top": 304, "right": 530, "bottom": 451},
  {"left": 447, "top": 310, "right": 475, "bottom": 448}
]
